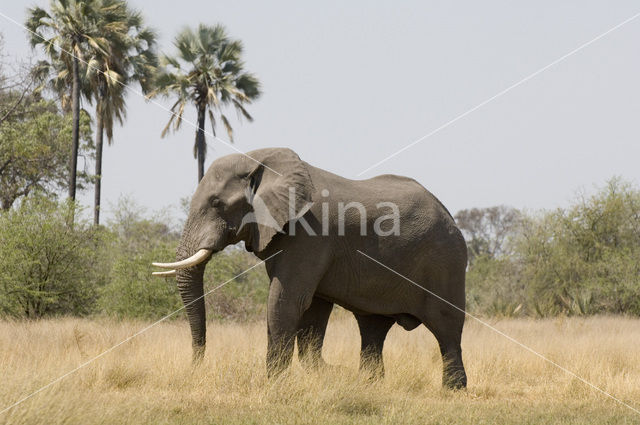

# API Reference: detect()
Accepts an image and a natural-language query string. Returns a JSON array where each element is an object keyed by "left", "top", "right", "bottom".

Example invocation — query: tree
[
  {"left": 0, "top": 97, "right": 92, "bottom": 210},
  {"left": 0, "top": 196, "right": 104, "bottom": 317},
  {"left": 149, "top": 24, "right": 261, "bottom": 182},
  {"left": 455, "top": 205, "right": 521, "bottom": 264},
  {"left": 516, "top": 178, "right": 640, "bottom": 316},
  {"left": 26, "top": 0, "right": 111, "bottom": 201},
  {"left": 0, "top": 45, "right": 93, "bottom": 209},
  {"left": 0, "top": 35, "right": 37, "bottom": 126},
  {"left": 84, "top": 0, "right": 157, "bottom": 225},
  {"left": 0, "top": 31, "right": 93, "bottom": 209}
]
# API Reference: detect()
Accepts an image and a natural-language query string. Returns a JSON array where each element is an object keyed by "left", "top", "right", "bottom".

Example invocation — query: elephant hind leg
[
  {"left": 421, "top": 307, "right": 467, "bottom": 390},
  {"left": 355, "top": 314, "right": 396, "bottom": 379},
  {"left": 296, "top": 297, "right": 333, "bottom": 369}
]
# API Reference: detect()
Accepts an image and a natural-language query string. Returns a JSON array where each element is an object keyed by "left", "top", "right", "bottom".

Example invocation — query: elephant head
[{"left": 152, "top": 148, "right": 315, "bottom": 360}]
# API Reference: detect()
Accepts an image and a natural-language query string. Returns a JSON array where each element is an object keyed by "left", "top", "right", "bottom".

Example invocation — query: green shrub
[
  {"left": 515, "top": 178, "right": 640, "bottom": 316},
  {"left": 465, "top": 255, "right": 525, "bottom": 317},
  {"left": 464, "top": 178, "right": 640, "bottom": 317},
  {"left": 95, "top": 199, "right": 270, "bottom": 321},
  {"left": 204, "top": 247, "right": 270, "bottom": 321},
  {"left": 96, "top": 200, "right": 183, "bottom": 319},
  {"left": 0, "top": 196, "right": 104, "bottom": 317}
]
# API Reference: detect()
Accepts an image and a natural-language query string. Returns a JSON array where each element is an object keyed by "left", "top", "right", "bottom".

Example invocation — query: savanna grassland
[{"left": 1, "top": 314, "right": 639, "bottom": 425}]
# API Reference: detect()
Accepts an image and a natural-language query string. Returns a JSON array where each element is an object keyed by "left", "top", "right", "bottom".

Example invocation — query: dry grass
[{"left": 1, "top": 313, "right": 639, "bottom": 424}]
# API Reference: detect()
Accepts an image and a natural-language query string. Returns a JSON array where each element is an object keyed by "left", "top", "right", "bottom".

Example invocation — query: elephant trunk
[
  {"left": 175, "top": 216, "right": 214, "bottom": 363},
  {"left": 170, "top": 214, "right": 228, "bottom": 362},
  {"left": 176, "top": 263, "right": 207, "bottom": 362}
]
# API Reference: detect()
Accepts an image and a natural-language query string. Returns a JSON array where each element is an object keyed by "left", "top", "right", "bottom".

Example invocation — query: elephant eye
[{"left": 210, "top": 198, "right": 222, "bottom": 208}]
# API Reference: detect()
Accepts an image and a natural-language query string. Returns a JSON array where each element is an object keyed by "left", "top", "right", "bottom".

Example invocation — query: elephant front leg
[
  {"left": 296, "top": 297, "right": 333, "bottom": 369},
  {"left": 266, "top": 277, "right": 315, "bottom": 377}
]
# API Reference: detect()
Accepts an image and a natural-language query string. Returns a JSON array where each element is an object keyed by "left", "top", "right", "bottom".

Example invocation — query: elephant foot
[
  {"left": 266, "top": 361, "right": 288, "bottom": 379},
  {"left": 358, "top": 351, "right": 386, "bottom": 381},
  {"left": 301, "top": 357, "right": 350, "bottom": 376},
  {"left": 442, "top": 366, "right": 467, "bottom": 390},
  {"left": 267, "top": 352, "right": 294, "bottom": 379},
  {"left": 191, "top": 344, "right": 205, "bottom": 365},
  {"left": 321, "top": 363, "right": 351, "bottom": 375}
]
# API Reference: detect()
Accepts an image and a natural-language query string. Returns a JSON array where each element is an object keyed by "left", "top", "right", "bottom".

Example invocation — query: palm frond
[
  {"left": 232, "top": 99, "right": 253, "bottom": 122},
  {"left": 160, "top": 98, "right": 183, "bottom": 137},
  {"left": 208, "top": 109, "right": 217, "bottom": 137},
  {"left": 160, "top": 53, "right": 181, "bottom": 69},
  {"left": 206, "top": 86, "right": 219, "bottom": 107},
  {"left": 235, "top": 73, "right": 261, "bottom": 99},
  {"left": 161, "top": 113, "right": 176, "bottom": 138},
  {"left": 174, "top": 101, "right": 186, "bottom": 131},
  {"left": 174, "top": 27, "right": 198, "bottom": 62},
  {"left": 220, "top": 113, "right": 233, "bottom": 142}
]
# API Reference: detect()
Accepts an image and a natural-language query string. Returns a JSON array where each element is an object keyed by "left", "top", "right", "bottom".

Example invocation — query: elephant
[{"left": 153, "top": 147, "right": 468, "bottom": 389}]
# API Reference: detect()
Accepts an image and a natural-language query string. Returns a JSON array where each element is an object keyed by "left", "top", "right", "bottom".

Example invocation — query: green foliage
[
  {"left": 517, "top": 178, "right": 640, "bottom": 316},
  {"left": 465, "top": 178, "right": 640, "bottom": 317},
  {"left": 94, "top": 199, "right": 269, "bottom": 320},
  {"left": 0, "top": 196, "right": 104, "bottom": 317},
  {"left": 204, "top": 247, "right": 270, "bottom": 321},
  {"left": 0, "top": 195, "right": 269, "bottom": 320},
  {"left": 84, "top": 0, "right": 157, "bottom": 140},
  {"left": 25, "top": 0, "right": 114, "bottom": 110},
  {"left": 96, "top": 199, "right": 182, "bottom": 319},
  {"left": 465, "top": 255, "right": 525, "bottom": 317},
  {"left": 0, "top": 98, "right": 93, "bottom": 209}
]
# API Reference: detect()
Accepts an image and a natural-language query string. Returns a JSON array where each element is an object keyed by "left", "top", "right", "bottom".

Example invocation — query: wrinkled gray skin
[{"left": 176, "top": 148, "right": 467, "bottom": 389}]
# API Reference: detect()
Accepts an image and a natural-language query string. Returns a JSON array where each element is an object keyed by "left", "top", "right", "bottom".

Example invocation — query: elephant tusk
[
  {"left": 152, "top": 270, "right": 176, "bottom": 277},
  {"left": 152, "top": 249, "right": 212, "bottom": 269}
]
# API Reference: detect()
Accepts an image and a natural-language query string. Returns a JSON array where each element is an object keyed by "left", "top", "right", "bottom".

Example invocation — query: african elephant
[{"left": 153, "top": 147, "right": 467, "bottom": 389}]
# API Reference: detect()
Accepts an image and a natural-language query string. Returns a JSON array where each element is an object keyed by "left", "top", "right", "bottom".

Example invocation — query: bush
[
  {"left": 516, "top": 178, "right": 640, "bottom": 316},
  {"left": 96, "top": 200, "right": 183, "bottom": 319},
  {"left": 95, "top": 199, "right": 270, "bottom": 321},
  {"left": 0, "top": 196, "right": 104, "bottom": 317},
  {"left": 204, "top": 247, "right": 270, "bottom": 321},
  {"left": 465, "top": 255, "right": 525, "bottom": 317},
  {"left": 465, "top": 178, "right": 640, "bottom": 317}
]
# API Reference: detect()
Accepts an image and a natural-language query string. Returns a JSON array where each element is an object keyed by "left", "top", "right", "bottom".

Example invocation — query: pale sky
[{"left": 2, "top": 1, "right": 639, "bottom": 221}]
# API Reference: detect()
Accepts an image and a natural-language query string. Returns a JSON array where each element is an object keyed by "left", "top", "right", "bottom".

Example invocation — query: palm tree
[
  {"left": 85, "top": 1, "right": 157, "bottom": 225},
  {"left": 26, "top": 0, "right": 111, "bottom": 201},
  {"left": 149, "top": 24, "right": 261, "bottom": 182}
]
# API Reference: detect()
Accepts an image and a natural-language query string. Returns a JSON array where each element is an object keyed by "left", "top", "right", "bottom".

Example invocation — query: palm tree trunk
[
  {"left": 94, "top": 102, "right": 104, "bottom": 226},
  {"left": 69, "top": 53, "right": 80, "bottom": 201},
  {"left": 196, "top": 106, "right": 206, "bottom": 182}
]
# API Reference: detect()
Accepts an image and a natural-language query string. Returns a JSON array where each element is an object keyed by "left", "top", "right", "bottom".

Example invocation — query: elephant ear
[{"left": 240, "top": 148, "right": 315, "bottom": 252}]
